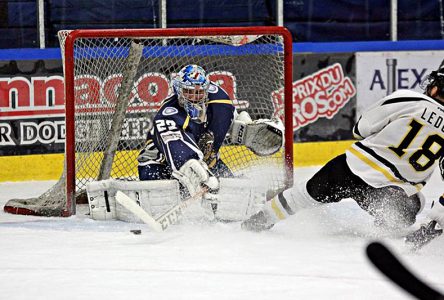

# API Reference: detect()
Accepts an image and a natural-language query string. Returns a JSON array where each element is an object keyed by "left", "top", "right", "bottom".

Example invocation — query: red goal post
[{"left": 4, "top": 26, "right": 293, "bottom": 217}]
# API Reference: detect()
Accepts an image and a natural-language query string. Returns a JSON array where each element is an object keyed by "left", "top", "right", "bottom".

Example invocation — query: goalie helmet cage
[{"left": 4, "top": 26, "right": 294, "bottom": 217}]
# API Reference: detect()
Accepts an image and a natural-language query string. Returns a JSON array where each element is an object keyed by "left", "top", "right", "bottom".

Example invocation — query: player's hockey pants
[{"left": 306, "top": 154, "right": 422, "bottom": 228}]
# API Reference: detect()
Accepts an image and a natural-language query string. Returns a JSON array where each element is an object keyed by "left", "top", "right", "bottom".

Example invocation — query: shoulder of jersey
[
  {"left": 382, "top": 89, "right": 432, "bottom": 105},
  {"left": 208, "top": 82, "right": 230, "bottom": 100},
  {"left": 158, "top": 95, "right": 181, "bottom": 117}
]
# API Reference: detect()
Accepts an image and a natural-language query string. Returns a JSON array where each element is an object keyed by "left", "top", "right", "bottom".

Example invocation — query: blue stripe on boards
[{"left": 2, "top": 39, "right": 444, "bottom": 60}]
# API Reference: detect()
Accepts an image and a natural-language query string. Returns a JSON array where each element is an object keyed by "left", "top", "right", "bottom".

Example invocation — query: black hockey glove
[{"left": 198, "top": 131, "right": 217, "bottom": 169}]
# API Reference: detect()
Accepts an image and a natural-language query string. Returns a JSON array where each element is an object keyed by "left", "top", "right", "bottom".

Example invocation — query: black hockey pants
[{"left": 306, "top": 154, "right": 421, "bottom": 228}]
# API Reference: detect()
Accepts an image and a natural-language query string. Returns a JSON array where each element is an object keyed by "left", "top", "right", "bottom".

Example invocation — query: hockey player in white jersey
[{"left": 243, "top": 66, "right": 444, "bottom": 234}]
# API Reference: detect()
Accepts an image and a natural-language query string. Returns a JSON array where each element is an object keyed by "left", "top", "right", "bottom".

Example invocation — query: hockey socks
[{"left": 241, "top": 181, "right": 321, "bottom": 231}]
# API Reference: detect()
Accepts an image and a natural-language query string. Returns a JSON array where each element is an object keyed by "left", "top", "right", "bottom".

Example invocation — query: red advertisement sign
[
  {"left": 272, "top": 63, "right": 356, "bottom": 131},
  {"left": 0, "top": 71, "right": 241, "bottom": 152}
]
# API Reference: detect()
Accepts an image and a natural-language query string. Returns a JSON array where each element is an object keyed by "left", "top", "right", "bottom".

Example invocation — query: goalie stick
[
  {"left": 115, "top": 188, "right": 207, "bottom": 232},
  {"left": 115, "top": 191, "right": 162, "bottom": 232},
  {"left": 366, "top": 241, "right": 444, "bottom": 300}
]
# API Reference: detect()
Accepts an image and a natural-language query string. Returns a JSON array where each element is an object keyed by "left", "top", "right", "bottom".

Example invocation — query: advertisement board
[
  {"left": 0, "top": 59, "right": 65, "bottom": 155},
  {"left": 0, "top": 52, "right": 358, "bottom": 158},
  {"left": 291, "top": 53, "right": 357, "bottom": 142},
  {"left": 356, "top": 51, "right": 444, "bottom": 116}
]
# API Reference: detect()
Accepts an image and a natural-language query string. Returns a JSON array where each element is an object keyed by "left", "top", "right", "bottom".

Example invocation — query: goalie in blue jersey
[
  {"left": 85, "top": 64, "right": 283, "bottom": 223},
  {"left": 137, "top": 64, "right": 284, "bottom": 214}
]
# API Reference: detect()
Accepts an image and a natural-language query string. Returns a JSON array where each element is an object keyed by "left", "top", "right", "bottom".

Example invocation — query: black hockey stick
[{"left": 366, "top": 242, "right": 443, "bottom": 300}]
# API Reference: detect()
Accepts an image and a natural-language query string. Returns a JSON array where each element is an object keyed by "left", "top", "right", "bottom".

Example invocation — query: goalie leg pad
[
  {"left": 86, "top": 179, "right": 180, "bottom": 222},
  {"left": 213, "top": 178, "right": 268, "bottom": 222}
]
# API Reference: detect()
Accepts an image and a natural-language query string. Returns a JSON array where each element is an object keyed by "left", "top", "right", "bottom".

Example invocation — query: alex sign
[
  {"left": 272, "top": 63, "right": 356, "bottom": 131},
  {"left": 356, "top": 51, "right": 444, "bottom": 115}
]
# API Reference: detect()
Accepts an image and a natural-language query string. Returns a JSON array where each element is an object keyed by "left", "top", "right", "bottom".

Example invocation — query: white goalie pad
[
  {"left": 214, "top": 178, "right": 268, "bottom": 221},
  {"left": 86, "top": 179, "right": 180, "bottom": 222},
  {"left": 86, "top": 177, "right": 268, "bottom": 223}
]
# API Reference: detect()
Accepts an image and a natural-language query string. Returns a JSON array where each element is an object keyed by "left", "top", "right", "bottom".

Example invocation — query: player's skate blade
[
  {"left": 241, "top": 211, "right": 275, "bottom": 232},
  {"left": 405, "top": 220, "right": 443, "bottom": 250}
]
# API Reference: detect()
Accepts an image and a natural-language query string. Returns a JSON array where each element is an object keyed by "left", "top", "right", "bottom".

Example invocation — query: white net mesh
[{"left": 4, "top": 28, "right": 292, "bottom": 217}]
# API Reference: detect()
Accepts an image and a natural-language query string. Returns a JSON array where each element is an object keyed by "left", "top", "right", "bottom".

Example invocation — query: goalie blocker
[{"left": 86, "top": 178, "right": 268, "bottom": 224}]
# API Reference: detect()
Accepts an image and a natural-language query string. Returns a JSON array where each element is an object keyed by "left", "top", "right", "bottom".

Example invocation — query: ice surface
[{"left": 0, "top": 167, "right": 443, "bottom": 300}]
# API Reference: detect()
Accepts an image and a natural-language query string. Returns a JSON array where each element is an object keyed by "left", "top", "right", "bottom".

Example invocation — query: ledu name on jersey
[
  {"left": 420, "top": 106, "right": 444, "bottom": 132},
  {"left": 272, "top": 63, "right": 356, "bottom": 131}
]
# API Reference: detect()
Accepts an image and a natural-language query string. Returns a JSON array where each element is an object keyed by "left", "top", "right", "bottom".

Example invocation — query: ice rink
[{"left": 1, "top": 166, "right": 443, "bottom": 300}]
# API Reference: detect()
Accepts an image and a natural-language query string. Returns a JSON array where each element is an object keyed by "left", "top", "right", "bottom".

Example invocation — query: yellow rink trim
[
  {"left": 0, "top": 140, "right": 355, "bottom": 182},
  {"left": 293, "top": 140, "right": 354, "bottom": 166},
  {"left": 0, "top": 153, "right": 65, "bottom": 182}
]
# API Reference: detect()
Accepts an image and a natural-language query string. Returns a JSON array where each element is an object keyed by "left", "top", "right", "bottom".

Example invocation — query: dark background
[{"left": 0, "top": 0, "right": 443, "bottom": 48}]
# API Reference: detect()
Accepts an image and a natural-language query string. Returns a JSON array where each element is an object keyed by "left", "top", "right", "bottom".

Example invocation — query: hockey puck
[{"left": 130, "top": 229, "right": 142, "bottom": 235}]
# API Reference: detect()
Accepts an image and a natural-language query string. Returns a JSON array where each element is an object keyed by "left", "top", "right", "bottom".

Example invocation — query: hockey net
[{"left": 4, "top": 27, "right": 293, "bottom": 217}]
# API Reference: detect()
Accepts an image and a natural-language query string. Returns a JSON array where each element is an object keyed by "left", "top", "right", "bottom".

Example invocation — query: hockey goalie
[{"left": 87, "top": 64, "right": 284, "bottom": 226}]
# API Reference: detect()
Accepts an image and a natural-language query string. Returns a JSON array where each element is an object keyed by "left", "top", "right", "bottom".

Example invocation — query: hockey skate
[
  {"left": 405, "top": 220, "right": 443, "bottom": 250},
  {"left": 241, "top": 210, "right": 275, "bottom": 232}
]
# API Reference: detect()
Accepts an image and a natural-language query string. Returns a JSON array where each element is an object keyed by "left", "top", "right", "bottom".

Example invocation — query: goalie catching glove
[
  {"left": 230, "top": 111, "right": 284, "bottom": 156},
  {"left": 198, "top": 131, "right": 217, "bottom": 169}
]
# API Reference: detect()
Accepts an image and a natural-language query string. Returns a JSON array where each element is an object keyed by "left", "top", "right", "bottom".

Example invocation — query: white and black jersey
[{"left": 347, "top": 89, "right": 444, "bottom": 196}]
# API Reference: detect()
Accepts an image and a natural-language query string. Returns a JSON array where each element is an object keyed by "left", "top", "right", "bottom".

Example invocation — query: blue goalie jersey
[{"left": 138, "top": 82, "right": 235, "bottom": 180}]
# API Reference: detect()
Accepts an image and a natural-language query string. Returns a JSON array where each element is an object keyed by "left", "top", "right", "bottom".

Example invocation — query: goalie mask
[
  {"left": 421, "top": 66, "right": 444, "bottom": 100},
  {"left": 172, "top": 65, "right": 210, "bottom": 123}
]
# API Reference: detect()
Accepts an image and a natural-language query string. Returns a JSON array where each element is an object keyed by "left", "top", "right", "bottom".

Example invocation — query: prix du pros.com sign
[{"left": 272, "top": 63, "right": 356, "bottom": 131}]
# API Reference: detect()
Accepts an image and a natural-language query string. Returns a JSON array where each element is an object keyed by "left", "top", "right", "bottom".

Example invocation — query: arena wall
[{"left": 1, "top": 42, "right": 443, "bottom": 181}]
